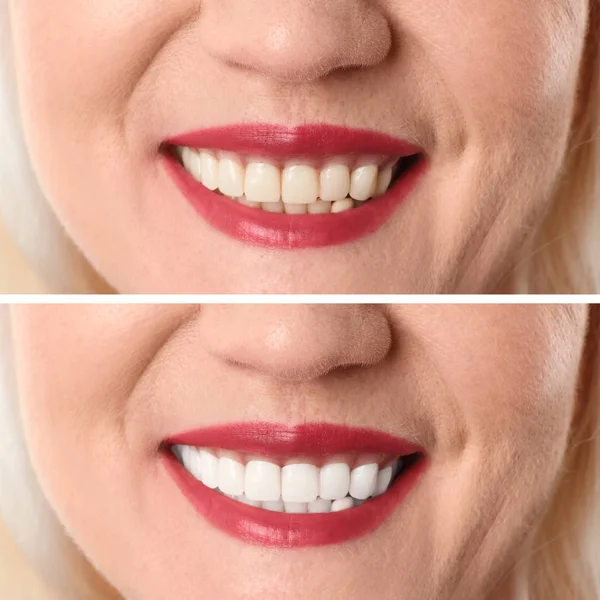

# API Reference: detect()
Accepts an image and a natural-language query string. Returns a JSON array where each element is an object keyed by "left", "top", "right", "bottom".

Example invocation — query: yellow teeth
[{"left": 178, "top": 147, "right": 400, "bottom": 214}]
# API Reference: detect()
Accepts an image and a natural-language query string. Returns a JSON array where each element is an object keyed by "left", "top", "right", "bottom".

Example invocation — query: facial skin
[
  {"left": 7, "top": 1, "right": 590, "bottom": 293},
  {"left": 10, "top": 304, "right": 588, "bottom": 600}
]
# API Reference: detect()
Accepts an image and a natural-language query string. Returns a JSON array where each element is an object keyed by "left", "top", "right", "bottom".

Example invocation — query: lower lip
[
  {"left": 163, "top": 454, "right": 427, "bottom": 548},
  {"left": 162, "top": 155, "right": 427, "bottom": 250}
]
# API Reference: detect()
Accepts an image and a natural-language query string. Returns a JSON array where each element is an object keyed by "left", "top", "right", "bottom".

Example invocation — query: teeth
[
  {"left": 237, "top": 197, "right": 261, "bottom": 208},
  {"left": 349, "top": 463, "right": 379, "bottom": 500},
  {"left": 178, "top": 147, "right": 406, "bottom": 213},
  {"left": 320, "top": 164, "right": 351, "bottom": 202},
  {"left": 236, "top": 494, "right": 261, "bottom": 508},
  {"left": 282, "top": 464, "right": 319, "bottom": 503},
  {"left": 218, "top": 454, "right": 245, "bottom": 496},
  {"left": 199, "top": 450, "right": 219, "bottom": 489},
  {"left": 307, "top": 200, "right": 332, "bottom": 214},
  {"left": 331, "top": 497, "right": 355, "bottom": 512},
  {"left": 181, "top": 147, "right": 203, "bottom": 181},
  {"left": 199, "top": 151, "right": 219, "bottom": 191},
  {"left": 177, "top": 447, "right": 404, "bottom": 513},
  {"left": 245, "top": 460, "right": 282, "bottom": 502},
  {"left": 319, "top": 463, "right": 350, "bottom": 500},
  {"left": 262, "top": 201, "right": 285, "bottom": 213},
  {"left": 308, "top": 498, "right": 332, "bottom": 513},
  {"left": 374, "top": 465, "right": 393, "bottom": 497},
  {"left": 218, "top": 154, "right": 245, "bottom": 197},
  {"left": 284, "top": 501, "right": 309, "bottom": 514},
  {"left": 375, "top": 165, "right": 393, "bottom": 197},
  {"left": 245, "top": 162, "right": 281, "bottom": 204},
  {"left": 282, "top": 165, "right": 320, "bottom": 205},
  {"left": 181, "top": 445, "right": 203, "bottom": 480},
  {"left": 284, "top": 203, "right": 308, "bottom": 215},
  {"left": 350, "top": 165, "right": 378, "bottom": 201},
  {"left": 331, "top": 198, "right": 355, "bottom": 213},
  {"left": 262, "top": 499, "right": 285, "bottom": 512}
]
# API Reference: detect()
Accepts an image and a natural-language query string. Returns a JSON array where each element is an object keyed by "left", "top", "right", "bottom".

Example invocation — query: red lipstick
[
  {"left": 163, "top": 423, "right": 427, "bottom": 548},
  {"left": 162, "top": 124, "right": 426, "bottom": 249}
]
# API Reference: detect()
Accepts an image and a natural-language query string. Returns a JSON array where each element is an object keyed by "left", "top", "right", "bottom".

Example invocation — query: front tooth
[
  {"left": 284, "top": 502, "right": 308, "bottom": 513},
  {"left": 282, "top": 165, "right": 319, "bottom": 204},
  {"left": 218, "top": 154, "right": 245, "bottom": 197},
  {"left": 200, "top": 151, "right": 219, "bottom": 191},
  {"left": 350, "top": 165, "right": 378, "bottom": 201},
  {"left": 181, "top": 148, "right": 203, "bottom": 182},
  {"left": 180, "top": 446, "right": 203, "bottom": 481},
  {"left": 262, "top": 202, "right": 284, "bottom": 213},
  {"left": 282, "top": 464, "right": 319, "bottom": 503},
  {"left": 308, "top": 200, "right": 332, "bottom": 214},
  {"left": 330, "top": 497, "right": 355, "bottom": 512},
  {"left": 375, "top": 165, "right": 393, "bottom": 196},
  {"left": 319, "top": 463, "right": 350, "bottom": 500},
  {"left": 218, "top": 455, "right": 245, "bottom": 496},
  {"left": 262, "top": 500, "right": 285, "bottom": 512},
  {"left": 284, "top": 204, "right": 307, "bottom": 215},
  {"left": 245, "top": 460, "right": 281, "bottom": 502},
  {"left": 349, "top": 463, "right": 378, "bottom": 500},
  {"left": 245, "top": 162, "right": 281, "bottom": 204},
  {"left": 331, "top": 198, "right": 354, "bottom": 213},
  {"left": 320, "top": 164, "right": 350, "bottom": 202},
  {"left": 373, "top": 466, "right": 393, "bottom": 496},
  {"left": 308, "top": 498, "right": 332, "bottom": 513},
  {"left": 199, "top": 450, "right": 219, "bottom": 489}
]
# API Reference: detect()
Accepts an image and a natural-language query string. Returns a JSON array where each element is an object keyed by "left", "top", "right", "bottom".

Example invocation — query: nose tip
[
  {"left": 198, "top": 305, "right": 392, "bottom": 381},
  {"left": 198, "top": 0, "right": 393, "bottom": 83}
]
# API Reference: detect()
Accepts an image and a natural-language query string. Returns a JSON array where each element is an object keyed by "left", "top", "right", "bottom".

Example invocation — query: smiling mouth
[
  {"left": 172, "top": 147, "right": 422, "bottom": 215},
  {"left": 163, "top": 423, "right": 427, "bottom": 547},
  {"left": 172, "top": 445, "right": 419, "bottom": 513},
  {"left": 162, "top": 124, "right": 427, "bottom": 249}
]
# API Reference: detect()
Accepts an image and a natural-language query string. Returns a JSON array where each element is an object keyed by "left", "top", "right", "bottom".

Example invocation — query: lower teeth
[{"left": 218, "top": 491, "right": 368, "bottom": 513}]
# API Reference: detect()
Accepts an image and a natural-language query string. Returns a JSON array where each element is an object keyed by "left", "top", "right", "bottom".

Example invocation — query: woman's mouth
[
  {"left": 162, "top": 124, "right": 426, "bottom": 249},
  {"left": 162, "top": 423, "right": 427, "bottom": 547}
]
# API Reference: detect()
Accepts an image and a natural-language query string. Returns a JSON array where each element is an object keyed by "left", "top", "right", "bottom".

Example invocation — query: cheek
[
  {"left": 10, "top": 306, "right": 189, "bottom": 476},
  {"left": 9, "top": 1, "right": 188, "bottom": 165},
  {"left": 427, "top": 310, "right": 583, "bottom": 460},
  {"left": 404, "top": 1, "right": 587, "bottom": 142}
]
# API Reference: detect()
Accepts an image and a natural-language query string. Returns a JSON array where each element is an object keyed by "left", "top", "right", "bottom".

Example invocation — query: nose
[
  {"left": 197, "top": 0, "right": 393, "bottom": 83},
  {"left": 198, "top": 305, "right": 392, "bottom": 381}
]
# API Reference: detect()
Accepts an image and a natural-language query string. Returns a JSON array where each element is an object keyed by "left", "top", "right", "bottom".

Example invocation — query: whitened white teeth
[
  {"left": 320, "top": 463, "right": 350, "bottom": 500},
  {"left": 178, "top": 148, "right": 403, "bottom": 213},
  {"left": 199, "top": 450, "right": 219, "bottom": 489},
  {"left": 174, "top": 445, "right": 405, "bottom": 514},
  {"left": 282, "top": 464, "right": 319, "bottom": 503},
  {"left": 245, "top": 460, "right": 281, "bottom": 502},
  {"left": 349, "top": 463, "right": 379, "bottom": 500}
]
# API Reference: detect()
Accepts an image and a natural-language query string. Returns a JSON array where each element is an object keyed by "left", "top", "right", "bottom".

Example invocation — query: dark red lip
[
  {"left": 163, "top": 422, "right": 427, "bottom": 548},
  {"left": 162, "top": 124, "right": 427, "bottom": 249}
]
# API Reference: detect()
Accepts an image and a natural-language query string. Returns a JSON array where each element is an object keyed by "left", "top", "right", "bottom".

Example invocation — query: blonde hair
[
  {"left": 0, "top": 304, "right": 599, "bottom": 600},
  {"left": 524, "top": 1, "right": 600, "bottom": 293},
  {"left": 0, "top": 4, "right": 106, "bottom": 293}
]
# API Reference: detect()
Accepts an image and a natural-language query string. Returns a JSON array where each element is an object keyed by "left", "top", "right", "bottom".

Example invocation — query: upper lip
[
  {"left": 164, "top": 422, "right": 424, "bottom": 456},
  {"left": 165, "top": 123, "right": 423, "bottom": 158}
]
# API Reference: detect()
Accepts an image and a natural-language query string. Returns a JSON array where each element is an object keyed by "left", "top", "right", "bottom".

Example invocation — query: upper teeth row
[
  {"left": 178, "top": 147, "right": 397, "bottom": 207},
  {"left": 174, "top": 445, "right": 399, "bottom": 505}
]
